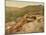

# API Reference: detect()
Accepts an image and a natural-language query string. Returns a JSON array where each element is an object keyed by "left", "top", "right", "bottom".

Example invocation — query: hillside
[
  {"left": 5, "top": 5, "right": 44, "bottom": 33},
  {"left": 5, "top": 5, "right": 44, "bottom": 23},
  {"left": 21, "top": 5, "right": 44, "bottom": 15}
]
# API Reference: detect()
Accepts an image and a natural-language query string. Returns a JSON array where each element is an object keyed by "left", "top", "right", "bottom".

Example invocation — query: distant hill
[
  {"left": 21, "top": 5, "right": 44, "bottom": 15},
  {"left": 6, "top": 5, "right": 44, "bottom": 15},
  {"left": 5, "top": 5, "right": 44, "bottom": 22},
  {"left": 5, "top": 7, "right": 20, "bottom": 12}
]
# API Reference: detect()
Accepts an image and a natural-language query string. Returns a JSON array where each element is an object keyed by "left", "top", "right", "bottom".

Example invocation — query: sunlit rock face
[
  {"left": 5, "top": 21, "right": 16, "bottom": 33},
  {"left": 6, "top": 14, "right": 44, "bottom": 33},
  {"left": 18, "top": 15, "right": 44, "bottom": 33}
]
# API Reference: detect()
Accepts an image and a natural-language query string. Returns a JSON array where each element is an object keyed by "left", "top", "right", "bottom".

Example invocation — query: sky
[{"left": 6, "top": 0, "right": 44, "bottom": 8}]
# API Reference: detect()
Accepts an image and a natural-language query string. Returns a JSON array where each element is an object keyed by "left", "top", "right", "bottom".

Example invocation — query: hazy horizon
[{"left": 6, "top": 0, "right": 44, "bottom": 8}]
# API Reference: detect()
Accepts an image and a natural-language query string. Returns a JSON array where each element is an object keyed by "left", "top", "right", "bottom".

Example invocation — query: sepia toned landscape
[{"left": 5, "top": 0, "right": 44, "bottom": 34}]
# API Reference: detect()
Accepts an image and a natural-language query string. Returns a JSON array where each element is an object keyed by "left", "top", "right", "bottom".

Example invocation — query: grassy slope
[{"left": 5, "top": 5, "right": 44, "bottom": 23}]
